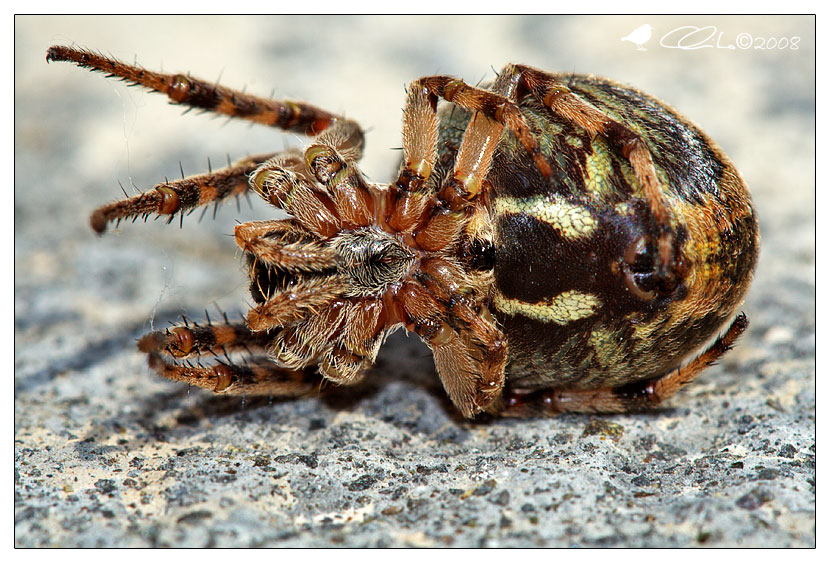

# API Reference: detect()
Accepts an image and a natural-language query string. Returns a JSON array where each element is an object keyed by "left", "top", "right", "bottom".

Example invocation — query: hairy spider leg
[
  {"left": 245, "top": 276, "right": 348, "bottom": 332},
  {"left": 416, "top": 75, "right": 553, "bottom": 189},
  {"left": 302, "top": 121, "right": 376, "bottom": 230},
  {"left": 503, "top": 64, "right": 677, "bottom": 284},
  {"left": 136, "top": 320, "right": 318, "bottom": 396},
  {"left": 249, "top": 151, "right": 342, "bottom": 238},
  {"left": 248, "top": 120, "right": 370, "bottom": 239},
  {"left": 383, "top": 84, "right": 440, "bottom": 233},
  {"left": 409, "top": 257, "right": 508, "bottom": 417},
  {"left": 146, "top": 351, "right": 319, "bottom": 397},
  {"left": 384, "top": 77, "right": 515, "bottom": 417},
  {"left": 89, "top": 153, "right": 276, "bottom": 233},
  {"left": 138, "top": 320, "right": 272, "bottom": 360},
  {"left": 395, "top": 279, "right": 483, "bottom": 416},
  {"left": 497, "top": 313, "right": 748, "bottom": 416},
  {"left": 46, "top": 45, "right": 339, "bottom": 135},
  {"left": 268, "top": 298, "right": 382, "bottom": 385},
  {"left": 234, "top": 219, "right": 339, "bottom": 273}
]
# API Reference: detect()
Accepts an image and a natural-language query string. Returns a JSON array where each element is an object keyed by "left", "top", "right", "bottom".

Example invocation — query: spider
[{"left": 47, "top": 46, "right": 758, "bottom": 419}]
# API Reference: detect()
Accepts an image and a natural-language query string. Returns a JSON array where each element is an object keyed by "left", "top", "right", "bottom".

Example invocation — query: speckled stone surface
[{"left": 15, "top": 15, "right": 814, "bottom": 547}]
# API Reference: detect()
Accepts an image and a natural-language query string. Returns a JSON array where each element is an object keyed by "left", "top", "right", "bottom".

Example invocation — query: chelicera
[{"left": 47, "top": 46, "right": 758, "bottom": 418}]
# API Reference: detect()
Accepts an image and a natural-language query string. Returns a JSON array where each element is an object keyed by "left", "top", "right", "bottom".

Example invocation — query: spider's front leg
[
  {"left": 47, "top": 45, "right": 338, "bottom": 134},
  {"left": 89, "top": 152, "right": 276, "bottom": 233},
  {"left": 47, "top": 45, "right": 365, "bottom": 234}
]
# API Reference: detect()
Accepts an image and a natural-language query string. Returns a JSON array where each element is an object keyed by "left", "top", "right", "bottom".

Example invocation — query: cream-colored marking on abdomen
[
  {"left": 493, "top": 195, "right": 596, "bottom": 239},
  {"left": 589, "top": 327, "right": 631, "bottom": 370},
  {"left": 494, "top": 290, "right": 601, "bottom": 324}
]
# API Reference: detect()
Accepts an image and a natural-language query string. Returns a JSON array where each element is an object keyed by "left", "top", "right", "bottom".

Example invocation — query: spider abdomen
[{"left": 479, "top": 75, "right": 758, "bottom": 392}]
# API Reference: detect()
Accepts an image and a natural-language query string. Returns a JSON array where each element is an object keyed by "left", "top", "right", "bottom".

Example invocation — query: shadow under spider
[
  {"left": 69, "top": 318, "right": 682, "bottom": 450},
  {"left": 74, "top": 327, "right": 470, "bottom": 448}
]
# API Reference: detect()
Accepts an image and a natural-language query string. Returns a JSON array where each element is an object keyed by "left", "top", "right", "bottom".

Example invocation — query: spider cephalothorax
[{"left": 48, "top": 46, "right": 757, "bottom": 418}]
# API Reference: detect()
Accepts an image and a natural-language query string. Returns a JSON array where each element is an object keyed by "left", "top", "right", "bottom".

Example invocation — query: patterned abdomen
[{"left": 487, "top": 75, "right": 759, "bottom": 390}]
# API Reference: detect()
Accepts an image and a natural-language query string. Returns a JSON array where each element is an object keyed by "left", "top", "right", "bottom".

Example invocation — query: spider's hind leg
[{"left": 496, "top": 314, "right": 749, "bottom": 417}]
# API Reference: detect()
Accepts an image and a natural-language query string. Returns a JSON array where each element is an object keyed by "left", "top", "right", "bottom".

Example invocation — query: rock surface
[{"left": 15, "top": 16, "right": 814, "bottom": 547}]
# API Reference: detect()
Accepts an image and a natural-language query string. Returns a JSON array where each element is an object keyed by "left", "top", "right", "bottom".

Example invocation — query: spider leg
[
  {"left": 422, "top": 258, "right": 507, "bottom": 413},
  {"left": 90, "top": 152, "right": 276, "bottom": 233},
  {"left": 412, "top": 74, "right": 552, "bottom": 196},
  {"left": 379, "top": 84, "right": 441, "bottom": 232},
  {"left": 138, "top": 320, "right": 271, "bottom": 360},
  {"left": 249, "top": 120, "right": 377, "bottom": 237},
  {"left": 309, "top": 118, "right": 365, "bottom": 163},
  {"left": 145, "top": 352, "right": 319, "bottom": 397},
  {"left": 302, "top": 120, "right": 376, "bottom": 229},
  {"left": 136, "top": 319, "right": 316, "bottom": 396},
  {"left": 500, "top": 63, "right": 676, "bottom": 276},
  {"left": 245, "top": 276, "right": 348, "bottom": 332},
  {"left": 389, "top": 76, "right": 522, "bottom": 251},
  {"left": 496, "top": 314, "right": 748, "bottom": 417},
  {"left": 318, "top": 298, "right": 384, "bottom": 385},
  {"left": 235, "top": 219, "right": 338, "bottom": 272},
  {"left": 246, "top": 282, "right": 382, "bottom": 387},
  {"left": 397, "top": 82, "right": 439, "bottom": 193},
  {"left": 395, "top": 279, "right": 477, "bottom": 417},
  {"left": 396, "top": 259, "right": 507, "bottom": 418},
  {"left": 249, "top": 151, "right": 341, "bottom": 238},
  {"left": 47, "top": 45, "right": 343, "bottom": 136},
  {"left": 384, "top": 80, "right": 506, "bottom": 240},
  {"left": 269, "top": 298, "right": 381, "bottom": 386}
]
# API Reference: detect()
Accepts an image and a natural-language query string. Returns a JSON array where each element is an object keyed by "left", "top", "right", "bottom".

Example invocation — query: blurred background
[{"left": 15, "top": 16, "right": 814, "bottom": 547}]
